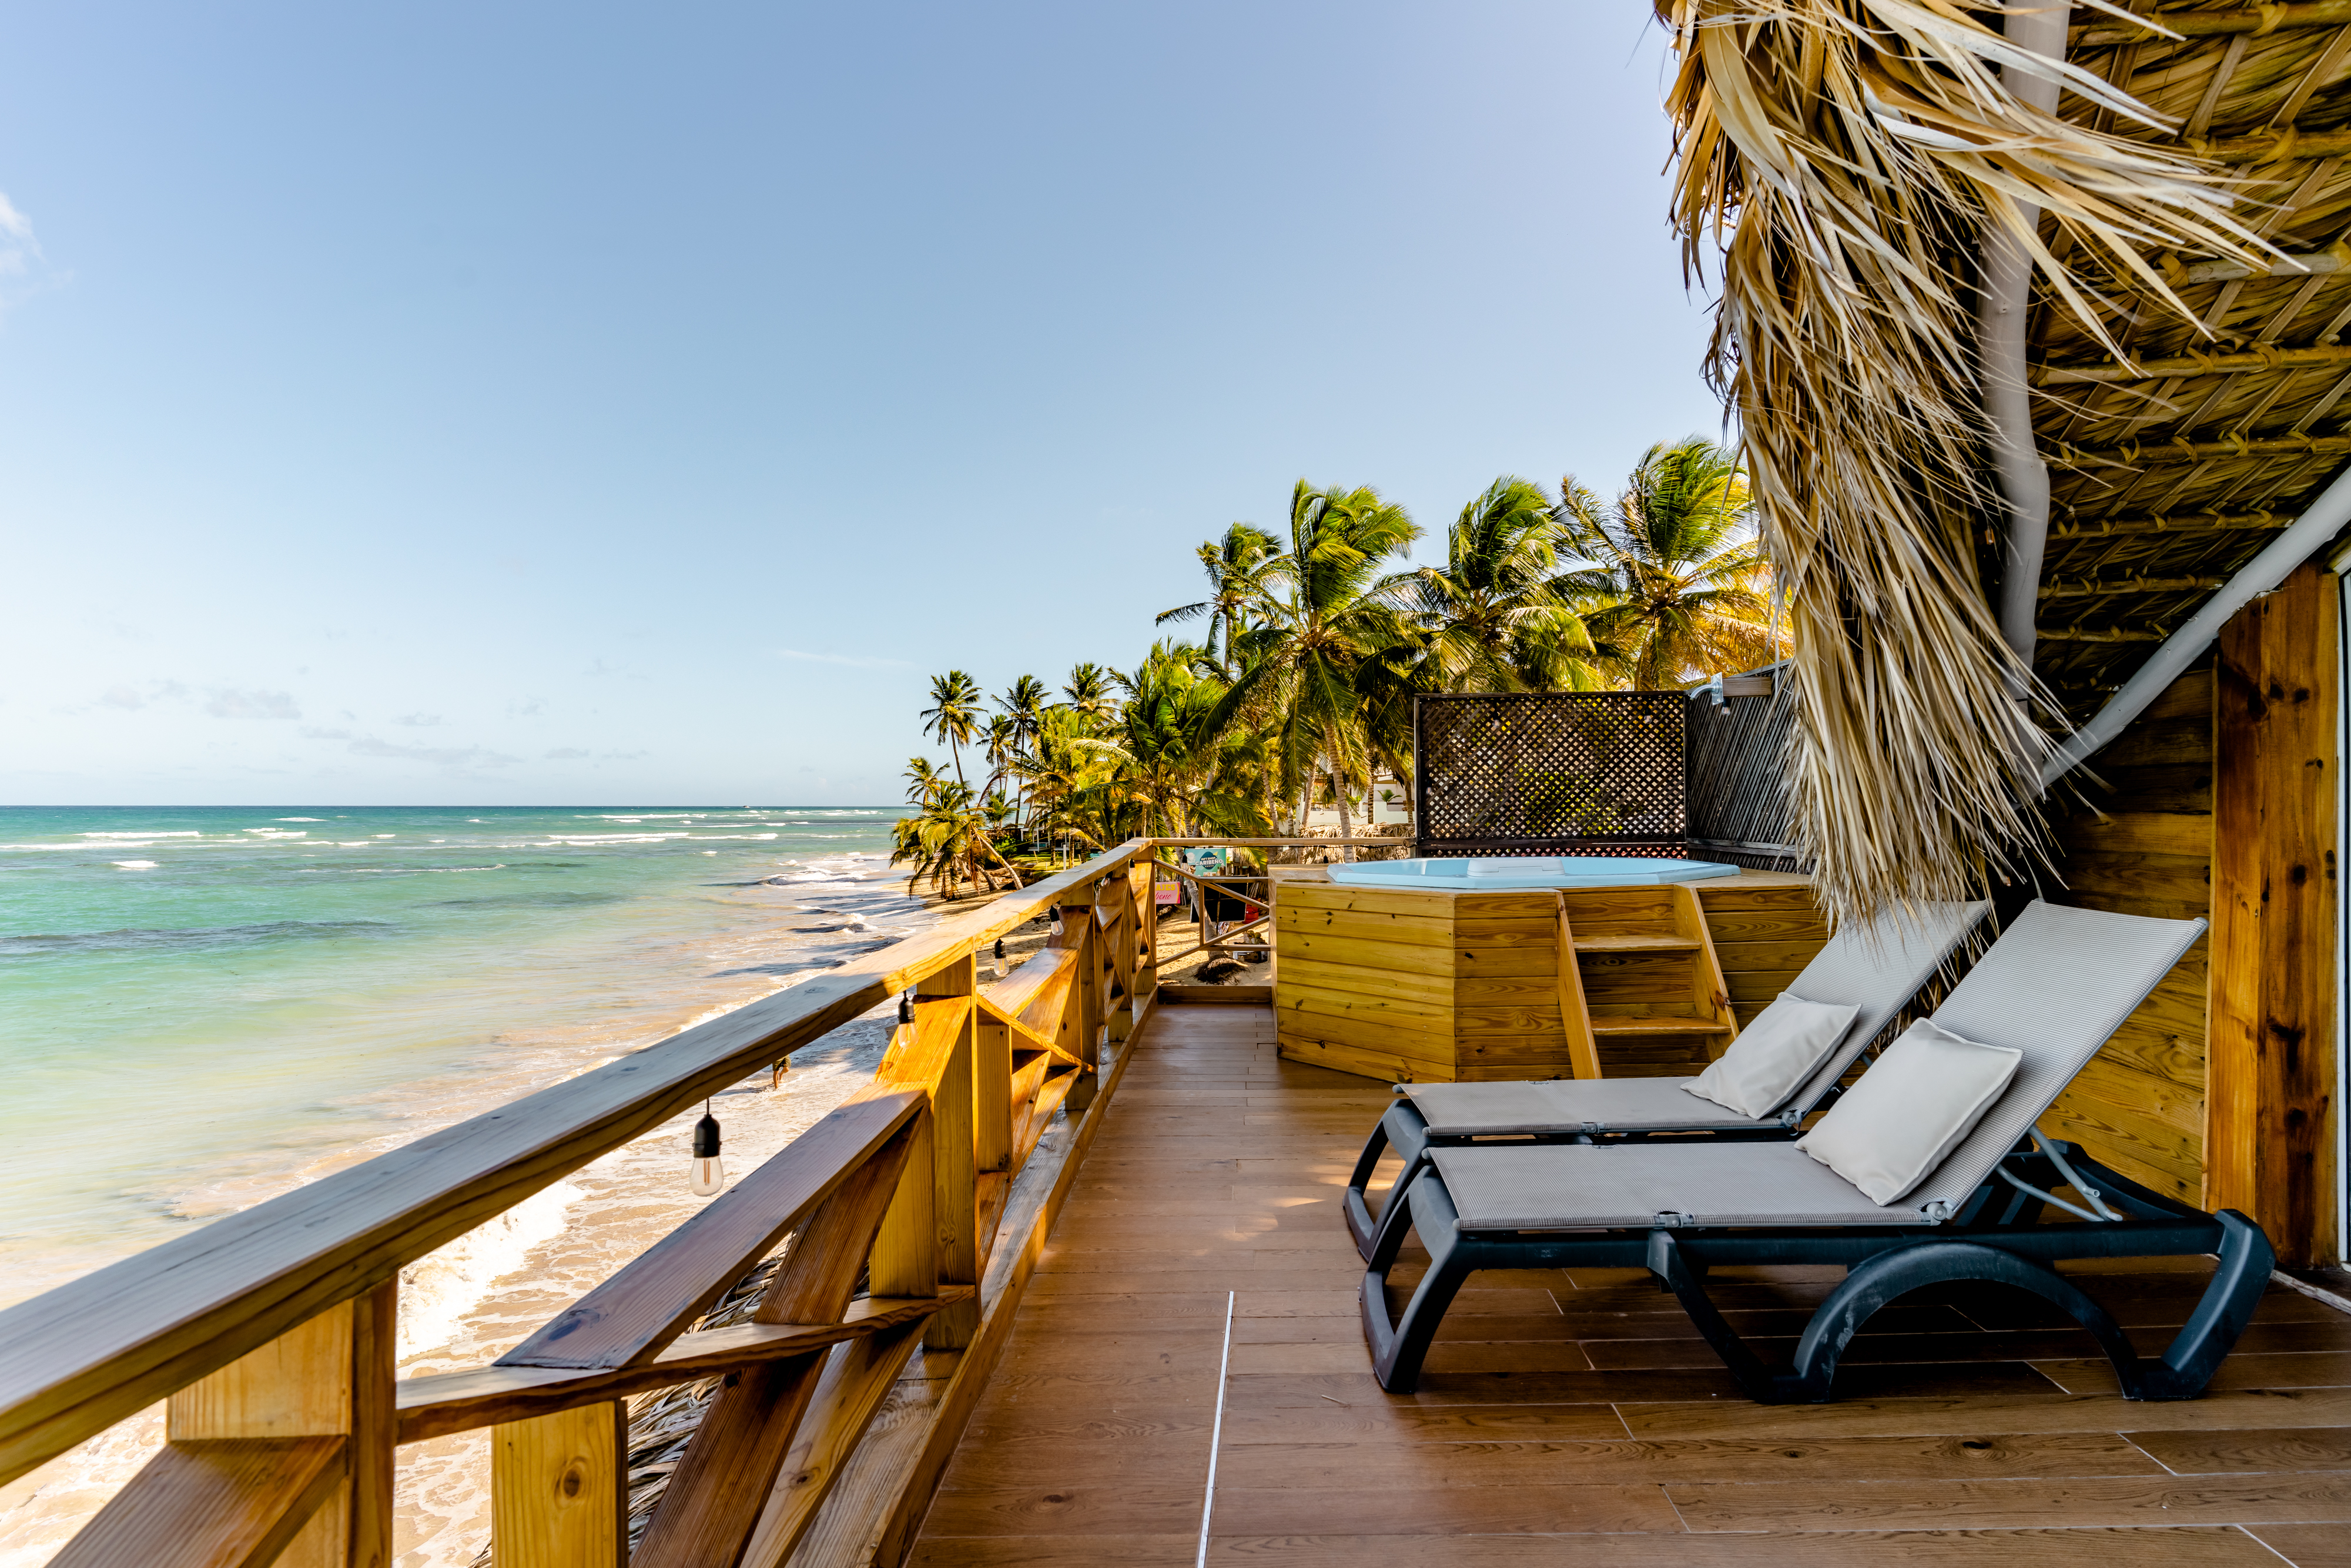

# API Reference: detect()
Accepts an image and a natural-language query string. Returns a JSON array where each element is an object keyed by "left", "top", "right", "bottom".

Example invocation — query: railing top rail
[
  {"left": 0, "top": 837, "right": 1165, "bottom": 1486},
  {"left": 1148, "top": 837, "right": 1399, "bottom": 847}
]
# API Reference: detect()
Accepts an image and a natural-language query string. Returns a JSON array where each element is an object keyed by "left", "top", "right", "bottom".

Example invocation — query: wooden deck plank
[{"left": 907, "top": 1002, "right": 2351, "bottom": 1567}]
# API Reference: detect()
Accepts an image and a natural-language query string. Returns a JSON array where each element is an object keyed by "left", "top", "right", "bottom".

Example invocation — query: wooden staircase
[{"left": 1553, "top": 884, "right": 1740, "bottom": 1080}]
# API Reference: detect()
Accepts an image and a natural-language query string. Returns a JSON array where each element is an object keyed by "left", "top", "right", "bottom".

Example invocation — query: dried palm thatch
[{"left": 1658, "top": 0, "right": 2268, "bottom": 926}]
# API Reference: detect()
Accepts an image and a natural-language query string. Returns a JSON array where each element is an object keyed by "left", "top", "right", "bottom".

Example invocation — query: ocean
[{"left": 0, "top": 804, "right": 935, "bottom": 1566}]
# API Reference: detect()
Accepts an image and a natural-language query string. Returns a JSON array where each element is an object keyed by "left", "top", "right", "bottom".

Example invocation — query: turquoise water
[{"left": 0, "top": 805, "right": 915, "bottom": 1305}]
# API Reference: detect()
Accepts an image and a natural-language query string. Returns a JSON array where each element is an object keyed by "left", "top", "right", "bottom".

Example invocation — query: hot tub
[{"left": 1326, "top": 855, "right": 1740, "bottom": 890}]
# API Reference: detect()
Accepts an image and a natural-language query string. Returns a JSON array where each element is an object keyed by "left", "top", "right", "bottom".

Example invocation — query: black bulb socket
[{"left": 692, "top": 1112, "right": 721, "bottom": 1158}]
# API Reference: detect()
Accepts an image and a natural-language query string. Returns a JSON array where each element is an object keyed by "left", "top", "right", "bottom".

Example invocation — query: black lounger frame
[
  {"left": 1345, "top": 1095, "right": 1806, "bottom": 1260},
  {"left": 1361, "top": 1139, "right": 2276, "bottom": 1404}
]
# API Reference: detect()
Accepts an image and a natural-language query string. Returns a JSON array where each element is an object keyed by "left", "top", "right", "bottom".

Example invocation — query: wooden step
[
  {"left": 1588, "top": 1013, "right": 1734, "bottom": 1036},
  {"left": 1574, "top": 933, "right": 1700, "bottom": 954}
]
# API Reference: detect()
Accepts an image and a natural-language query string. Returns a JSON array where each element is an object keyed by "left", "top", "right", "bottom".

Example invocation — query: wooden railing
[{"left": 0, "top": 837, "right": 1188, "bottom": 1568}]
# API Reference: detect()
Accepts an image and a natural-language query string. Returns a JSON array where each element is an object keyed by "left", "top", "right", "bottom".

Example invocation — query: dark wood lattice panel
[
  {"left": 1685, "top": 686, "right": 1801, "bottom": 872},
  {"left": 1412, "top": 692, "right": 1687, "bottom": 857}
]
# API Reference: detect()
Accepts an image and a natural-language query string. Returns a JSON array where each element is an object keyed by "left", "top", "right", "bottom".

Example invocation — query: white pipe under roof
[
  {"left": 1985, "top": 1, "right": 2069, "bottom": 691},
  {"left": 2040, "top": 464, "right": 2351, "bottom": 789}
]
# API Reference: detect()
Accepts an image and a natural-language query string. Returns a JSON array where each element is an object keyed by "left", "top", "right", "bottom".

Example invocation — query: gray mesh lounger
[
  {"left": 1359, "top": 902, "right": 2270, "bottom": 1404},
  {"left": 1344, "top": 900, "right": 1991, "bottom": 1259}
]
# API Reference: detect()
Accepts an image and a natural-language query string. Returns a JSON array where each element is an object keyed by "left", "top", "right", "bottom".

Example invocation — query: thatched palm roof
[
  {"left": 2035, "top": 6, "right": 2351, "bottom": 693},
  {"left": 1660, "top": 1, "right": 2348, "bottom": 924}
]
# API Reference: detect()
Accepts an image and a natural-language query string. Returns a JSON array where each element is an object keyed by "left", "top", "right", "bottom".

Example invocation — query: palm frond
[{"left": 1661, "top": 0, "right": 2265, "bottom": 926}]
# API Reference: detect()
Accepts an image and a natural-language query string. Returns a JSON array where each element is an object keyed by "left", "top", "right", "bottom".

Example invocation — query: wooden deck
[{"left": 912, "top": 1002, "right": 2351, "bottom": 1566}]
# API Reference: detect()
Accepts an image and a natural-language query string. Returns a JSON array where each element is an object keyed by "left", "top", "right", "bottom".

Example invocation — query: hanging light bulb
[
  {"left": 993, "top": 937, "right": 1006, "bottom": 960},
  {"left": 897, "top": 991, "right": 914, "bottom": 1024},
  {"left": 1050, "top": 912, "right": 1064, "bottom": 939},
  {"left": 689, "top": 1101, "right": 725, "bottom": 1197}
]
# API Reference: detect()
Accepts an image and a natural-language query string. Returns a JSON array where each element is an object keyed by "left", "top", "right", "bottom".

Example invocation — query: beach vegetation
[
  {"left": 919, "top": 669, "right": 985, "bottom": 788},
  {"left": 1558, "top": 438, "right": 1783, "bottom": 690},
  {"left": 890, "top": 440, "right": 1785, "bottom": 895}
]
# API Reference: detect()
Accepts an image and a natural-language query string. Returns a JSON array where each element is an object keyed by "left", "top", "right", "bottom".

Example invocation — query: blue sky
[{"left": 1, "top": 1, "right": 1723, "bottom": 806}]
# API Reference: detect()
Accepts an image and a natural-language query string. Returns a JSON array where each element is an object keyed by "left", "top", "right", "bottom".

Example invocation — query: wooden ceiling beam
[
  {"left": 2038, "top": 346, "right": 2345, "bottom": 387},
  {"left": 2037, "top": 625, "right": 2172, "bottom": 641},
  {"left": 2039, "top": 574, "right": 2230, "bottom": 598},
  {"left": 2049, "top": 510, "right": 2292, "bottom": 538},
  {"left": 2051, "top": 431, "right": 2351, "bottom": 464}
]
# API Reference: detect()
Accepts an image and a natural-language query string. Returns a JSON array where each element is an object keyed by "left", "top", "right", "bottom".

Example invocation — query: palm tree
[
  {"left": 999, "top": 676, "right": 1048, "bottom": 751},
  {"left": 894, "top": 753, "right": 1023, "bottom": 897},
  {"left": 1555, "top": 440, "right": 1786, "bottom": 689},
  {"left": 1007, "top": 706, "right": 1117, "bottom": 860},
  {"left": 1387, "top": 476, "right": 1603, "bottom": 693},
  {"left": 891, "top": 773, "right": 999, "bottom": 897},
  {"left": 1062, "top": 663, "right": 1116, "bottom": 725},
  {"left": 919, "top": 669, "right": 984, "bottom": 786},
  {"left": 1223, "top": 480, "right": 1420, "bottom": 851},
  {"left": 996, "top": 675, "right": 1049, "bottom": 835},
  {"left": 1081, "top": 641, "right": 1271, "bottom": 839},
  {"left": 982, "top": 713, "right": 1020, "bottom": 794},
  {"left": 1156, "top": 523, "right": 1285, "bottom": 676}
]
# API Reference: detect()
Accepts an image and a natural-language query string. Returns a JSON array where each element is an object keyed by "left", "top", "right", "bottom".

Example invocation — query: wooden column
[
  {"left": 915, "top": 957, "right": 980, "bottom": 1348},
  {"left": 2210, "top": 559, "right": 2340, "bottom": 1265},
  {"left": 165, "top": 1281, "right": 395, "bottom": 1568},
  {"left": 1106, "top": 882, "right": 1136, "bottom": 1045},
  {"left": 1053, "top": 902, "right": 1101, "bottom": 1067},
  {"left": 491, "top": 1402, "right": 628, "bottom": 1568},
  {"left": 1134, "top": 859, "right": 1160, "bottom": 1006}
]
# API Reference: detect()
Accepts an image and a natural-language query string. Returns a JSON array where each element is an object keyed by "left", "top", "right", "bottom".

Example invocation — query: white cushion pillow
[
  {"left": 1680, "top": 991, "right": 1862, "bottom": 1119},
  {"left": 1796, "top": 1019, "right": 2022, "bottom": 1205}
]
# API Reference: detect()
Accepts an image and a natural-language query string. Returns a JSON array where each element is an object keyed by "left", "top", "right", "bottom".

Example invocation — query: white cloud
[
  {"left": 774, "top": 648, "right": 910, "bottom": 669},
  {"left": 346, "top": 737, "right": 520, "bottom": 768},
  {"left": 93, "top": 681, "right": 190, "bottom": 712},
  {"left": 544, "top": 746, "right": 590, "bottom": 760},
  {"left": 0, "top": 190, "right": 60, "bottom": 314},
  {"left": 204, "top": 688, "right": 301, "bottom": 720},
  {"left": 393, "top": 712, "right": 443, "bottom": 727}
]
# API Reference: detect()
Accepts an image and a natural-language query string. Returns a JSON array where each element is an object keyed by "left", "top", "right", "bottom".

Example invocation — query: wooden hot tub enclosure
[{"left": 1271, "top": 866, "right": 1825, "bottom": 1083}]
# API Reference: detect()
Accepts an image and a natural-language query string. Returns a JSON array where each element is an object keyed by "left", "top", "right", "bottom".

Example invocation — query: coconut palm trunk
[{"left": 1332, "top": 764, "right": 1355, "bottom": 860}]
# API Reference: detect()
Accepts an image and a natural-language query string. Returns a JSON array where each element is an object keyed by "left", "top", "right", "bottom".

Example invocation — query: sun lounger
[
  {"left": 1359, "top": 901, "right": 2269, "bottom": 1403},
  {"left": 1344, "top": 900, "right": 1991, "bottom": 1259}
]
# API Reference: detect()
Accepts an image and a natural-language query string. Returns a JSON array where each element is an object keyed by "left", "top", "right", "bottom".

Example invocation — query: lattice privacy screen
[
  {"left": 1684, "top": 682, "right": 1801, "bottom": 870},
  {"left": 1412, "top": 691, "right": 1689, "bottom": 857}
]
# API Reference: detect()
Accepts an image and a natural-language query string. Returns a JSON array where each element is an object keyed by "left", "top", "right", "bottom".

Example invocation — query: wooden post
[
  {"left": 2210, "top": 559, "right": 2340, "bottom": 1265},
  {"left": 1053, "top": 902, "right": 1101, "bottom": 1068},
  {"left": 1106, "top": 879, "right": 1136, "bottom": 1045},
  {"left": 915, "top": 956, "right": 980, "bottom": 1348},
  {"left": 974, "top": 1010, "right": 1013, "bottom": 1178},
  {"left": 491, "top": 1402, "right": 628, "bottom": 1568},
  {"left": 1135, "top": 859, "right": 1160, "bottom": 1006},
  {"left": 869, "top": 1110, "right": 937, "bottom": 1304},
  {"left": 164, "top": 1282, "right": 395, "bottom": 1568}
]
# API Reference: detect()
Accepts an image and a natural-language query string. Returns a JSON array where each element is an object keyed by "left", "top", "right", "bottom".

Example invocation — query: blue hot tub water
[{"left": 1325, "top": 855, "right": 1741, "bottom": 890}]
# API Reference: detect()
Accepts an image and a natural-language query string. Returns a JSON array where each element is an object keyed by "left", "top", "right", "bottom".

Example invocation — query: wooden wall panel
[
  {"left": 1271, "top": 872, "right": 1830, "bottom": 1079},
  {"left": 2042, "top": 668, "right": 2214, "bottom": 1205},
  {"left": 1700, "top": 886, "right": 1828, "bottom": 1030},
  {"left": 2209, "top": 561, "right": 2340, "bottom": 1267}
]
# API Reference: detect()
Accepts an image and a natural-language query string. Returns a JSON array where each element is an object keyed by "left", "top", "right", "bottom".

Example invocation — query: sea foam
[{"left": 396, "top": 1179, "right": 585, "bottom": 1361}]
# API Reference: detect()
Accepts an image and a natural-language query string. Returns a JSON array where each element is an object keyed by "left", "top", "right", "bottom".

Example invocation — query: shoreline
[{"left": 0, "top": 855, "right": 934, "bottom": 1568}]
